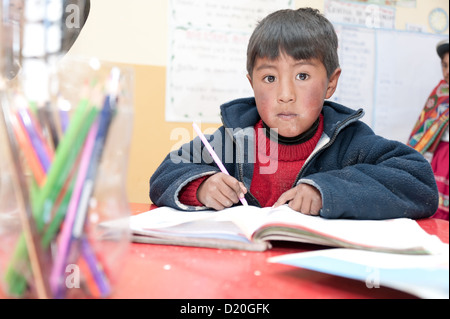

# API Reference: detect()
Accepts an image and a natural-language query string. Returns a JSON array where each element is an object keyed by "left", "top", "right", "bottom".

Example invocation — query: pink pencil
[
  {"left": 49, "top": 119, "right": 99, "bottom": 296},
  {"left": 192, "top": 123, "right": 248, "bottom": 206}
]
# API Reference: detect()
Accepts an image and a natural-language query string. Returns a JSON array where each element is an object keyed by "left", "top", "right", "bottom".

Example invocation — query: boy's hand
[
  {"left": 197, "top": 173, "right": 247, "bottom": 210},
  {"left": 273, "top": 184, "right": 322, "bottom": 216}
]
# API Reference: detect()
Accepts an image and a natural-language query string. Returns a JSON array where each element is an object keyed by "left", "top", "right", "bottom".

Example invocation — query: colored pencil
[{"left": 192, "top": 122, "right": 248, "bottom": 206}]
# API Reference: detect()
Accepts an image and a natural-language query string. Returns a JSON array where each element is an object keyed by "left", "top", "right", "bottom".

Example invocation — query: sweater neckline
[
  {"left": 255, "top": 115, "right": 324, "bottom": 162},
  {"left": 262, "top": 117, "right": 320, "bottom": 145}
]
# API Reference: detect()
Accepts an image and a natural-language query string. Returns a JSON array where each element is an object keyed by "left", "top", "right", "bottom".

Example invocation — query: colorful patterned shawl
[{"left": 407, "top": 80, "right": 449, "bottom": 154}]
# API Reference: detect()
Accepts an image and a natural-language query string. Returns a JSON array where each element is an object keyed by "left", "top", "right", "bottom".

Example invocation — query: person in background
[{"left": 407, "top": 39, "right": 449, "bottom": 220}]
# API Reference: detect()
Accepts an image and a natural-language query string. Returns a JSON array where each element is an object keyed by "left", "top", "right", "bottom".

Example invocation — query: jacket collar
[{"left": 220, "top": 97, "right": 260, "bottom": 129}]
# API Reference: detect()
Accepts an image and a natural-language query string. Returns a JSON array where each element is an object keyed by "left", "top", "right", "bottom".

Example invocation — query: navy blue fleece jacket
[{"left": 150, "top": 97, "right": 438, "bottom": 220}]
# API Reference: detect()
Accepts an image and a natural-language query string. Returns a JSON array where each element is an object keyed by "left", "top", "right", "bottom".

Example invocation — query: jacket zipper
[
  {"left": 292, "top": 109, "right": 364, "bottom": 186},
  {"left": 223, "top": 122, "right": 262, "bottom": 206}
]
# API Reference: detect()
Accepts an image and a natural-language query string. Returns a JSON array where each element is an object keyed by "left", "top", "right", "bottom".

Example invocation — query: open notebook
[{"left": 101, "top": 205, "right": 445, "bottom": 253}]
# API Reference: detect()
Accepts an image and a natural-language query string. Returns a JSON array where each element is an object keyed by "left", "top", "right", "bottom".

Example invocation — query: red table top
[
  {"left": 109, "top": 203, "right": 449, "bottom": 299},
  {"left": 1, "top": 203, "right": 448, "bottom": 299}
]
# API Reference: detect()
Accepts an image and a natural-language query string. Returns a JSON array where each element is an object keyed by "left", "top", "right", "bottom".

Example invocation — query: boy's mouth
[{"left": 277, "top": 113, "right": 298, "bottom": 120}]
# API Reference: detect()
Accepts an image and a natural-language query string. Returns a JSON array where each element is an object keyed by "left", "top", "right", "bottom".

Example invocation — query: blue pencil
[
  {"left": 71, "top": 93, "right": 116, "bottom": 239},
  {"left": 80, "top": 237, "right": 111, "bottom": 297},
  {"left": 72, "top": 68, "right": 120, "bottom": 238}
]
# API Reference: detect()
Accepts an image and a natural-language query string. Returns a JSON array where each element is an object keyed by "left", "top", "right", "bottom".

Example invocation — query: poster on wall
[
  {"left": 324, "top": 0, "right": 395, "bottom": 29},
  {"left": 351, "top": 0, "right": 417, "bottom": 7},
  {"left": 166, "top": 0, "right": 294, "bottom": 123},
  {"left": 329, "top": 23, "right": 446, "bottom": 143},
  {"left": 370, "top": 30, "right": 447, "bottom": 142},
  {"left": 324, "top": 0, "right": 447, "bottom": 143},
  {"left": 331, "top": 25, "right": 376, "bottom": 128}
]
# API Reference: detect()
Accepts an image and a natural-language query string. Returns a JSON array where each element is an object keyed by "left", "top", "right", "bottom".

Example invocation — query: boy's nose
[{"left": 278, "top": 81, "right": 296, "bottom": 103}]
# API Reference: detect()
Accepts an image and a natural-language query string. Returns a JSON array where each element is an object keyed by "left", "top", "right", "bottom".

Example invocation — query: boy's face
[{"left": 247, "top": 53, "right": 340, "bottom": 137}]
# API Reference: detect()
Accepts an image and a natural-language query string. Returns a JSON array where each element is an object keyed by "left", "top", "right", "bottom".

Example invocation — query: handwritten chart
[
  {"left": 330, "top": 24, "right": 446, "bottom": 143},
  {"left": 332, "top": 25, "right": 376, "bottom": 128},
  {"left": 166, "top": 0, "right": 294, "bottom": 123},
  {"left": 372, "top": 30, "right": 446, "bottom": 142}
]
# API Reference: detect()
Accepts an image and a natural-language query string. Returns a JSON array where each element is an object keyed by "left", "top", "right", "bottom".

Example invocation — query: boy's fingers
[
  {"left": 222, "top": 175, "right": 247, "bottom": 200},
  {"left": 201, "top": 188, "right": 232, "bottom": 210},
  {"left": 215, "top": 191, "right": 236, "bottom": 208},
  {"left": 272, "top": 188, "right": 296, "bottom": 208},
  {"left": 238, "top": 182, "right": 247, "bottom": 195},
  {"left": 220, "top": 187, "right": 241, "bottom": 205},
  {"left": 308, "top": 196, "right": 322, "bottom": 215},
  {"left": 208, "top": 198, "right": 226, "bottom": 211},
  {"left": 289, "top": 185, "right": 322, "bottom": 215},
  {"left": 199, "top": 174, "right": 249, "bottom": 210},
  {"left": 288, "top": 194, "right": 305, "bottom": 213}
]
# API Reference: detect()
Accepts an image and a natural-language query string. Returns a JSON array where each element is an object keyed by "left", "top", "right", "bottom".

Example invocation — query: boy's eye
[
  {"left": 296, "top": 73, "right": 309, "bottom": 80},
  {"left": 264, "top": 75, "right": 276, "bottom": 83}
]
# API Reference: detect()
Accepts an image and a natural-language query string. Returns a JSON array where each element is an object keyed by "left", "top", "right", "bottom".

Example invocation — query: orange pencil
[{"left": 10, "top": 112, "right": 46, "bottom": 187}]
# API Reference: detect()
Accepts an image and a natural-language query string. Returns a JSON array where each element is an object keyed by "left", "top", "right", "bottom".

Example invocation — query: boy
[{"left": 150, "top": 8, "right": 438, "bottom": 219}]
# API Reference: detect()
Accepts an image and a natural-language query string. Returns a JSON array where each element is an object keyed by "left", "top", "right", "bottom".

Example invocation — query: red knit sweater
[{"left": 179, "top": 115, "right": 324, "bottom": 207}]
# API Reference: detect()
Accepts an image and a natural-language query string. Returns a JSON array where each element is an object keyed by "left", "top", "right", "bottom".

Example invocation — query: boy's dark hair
[{"left": 246, "top": 7, "right": 339, "bottom": 78}]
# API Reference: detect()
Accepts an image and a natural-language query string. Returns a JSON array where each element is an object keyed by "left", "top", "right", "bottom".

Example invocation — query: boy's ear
[
  {"left": 325, "top": 68, "right": 341, "bottom": 99},
  {"left": 246, "top": 74, "right": 253, "bottom": 88}
]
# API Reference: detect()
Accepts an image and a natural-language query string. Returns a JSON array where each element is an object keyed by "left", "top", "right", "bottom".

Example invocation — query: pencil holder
[{"left": 0, "top": 57, "right": 134, "bottom": 299}]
